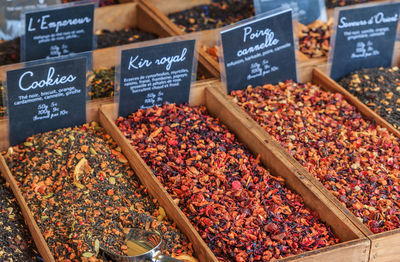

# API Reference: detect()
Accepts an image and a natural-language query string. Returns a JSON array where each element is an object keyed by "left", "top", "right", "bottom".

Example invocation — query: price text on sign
[{"left": 6, "top": 57, "right": 87, "bottom": 145}]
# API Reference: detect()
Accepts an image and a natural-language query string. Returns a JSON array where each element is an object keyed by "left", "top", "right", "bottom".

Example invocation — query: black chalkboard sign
[
  {"left": 220, "top": 9, "right": 297, "bottom": 92},
  {"left": 0, "top": 0, "right": 61, "bottom": 41},
  {"left": 118, "top": 39, "right": 197, "bottom": 117},
  {"left": 329, "top": 3, "right": 400, "bottom": 81},
  {"left": 6, "top": 57, "right": 87, "bottom": 145},
  {"left": 22, "top": 3, "right": 95, "bottom": 61},
  {"left": 254, "top": 0, "right": 326, "bottom": 25}
]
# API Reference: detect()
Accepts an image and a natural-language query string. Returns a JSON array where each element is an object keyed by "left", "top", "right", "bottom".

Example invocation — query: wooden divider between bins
[{"left": 99, "top": 79, "right": 370, "bottom": 262}]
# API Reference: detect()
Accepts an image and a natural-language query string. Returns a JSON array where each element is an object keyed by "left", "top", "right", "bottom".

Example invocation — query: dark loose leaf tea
[
  {"left": 0, "top": 38, "right": 20, "bottom": 66},
  {"left": 96, "top": 28, "right": 158, "bottom": 49},
  {"left": 168, "top": 0, "right": 254, "bottom": 33},
  {"left": 0, "top": 177, "right": 39, "bottom": 261},
  {"left": 232, "top": 81, "right": 400, "bottom": 234},
  {"left": 3, "top": 122, "right": 195, "bottom": 261},
  {"left": 339, "top": 66, "right": 400, "bottom": 130},
  {"left": 116, "top": 104, "right": 340, "bottom": 262}
]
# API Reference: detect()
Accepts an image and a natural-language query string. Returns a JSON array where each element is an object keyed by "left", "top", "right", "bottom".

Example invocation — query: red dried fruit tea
[
  {"left": 232, "top": 81, "right": 400, "bottom": 234},
  {"left": 116, "top": 103, "right": 340, "bottom": 262}
]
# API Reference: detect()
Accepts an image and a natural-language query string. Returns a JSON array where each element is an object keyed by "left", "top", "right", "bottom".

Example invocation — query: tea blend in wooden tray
[
  {"left": 99, "top": 80, "right": 370, "bottom": 262},
  {"left": 338, "top": 66, "right": 400, "bottom": 130},
  {"left": 114, "top": 103, "right": 340, "bottom": 261},
  {"left": 2, "top": 122, "right": 196, "bottom": 261},
  {"left": 216, "top": 68, "right": 400, "bottom": 261}
]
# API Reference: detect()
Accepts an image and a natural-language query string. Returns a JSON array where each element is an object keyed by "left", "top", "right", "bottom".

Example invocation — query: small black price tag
[
  {"left": 22, "top": 2, "right": 95, "bottom": 61},
  {"left": 117, "top": 38, "right": 198, "bottom": 117},
  {"left": 5, "top": 57, "right": 87, "bottom": 145},
  {"left": 329, "top": 3, "right": 400, "bottom": 81},
  {"left": 254, "top": 0, "right": 327, "bottom": 25},
  {"left": 219, "top": 9, "right": 297, "bottom": 92}
]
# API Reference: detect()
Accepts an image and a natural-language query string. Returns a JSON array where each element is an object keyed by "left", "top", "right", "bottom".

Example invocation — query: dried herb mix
[
  {"left": 338, "top": 66, "right": 400, "bottom": 130},
  {"left": 3, "top": 122, "right": 195, "bottom": 261},
  {"left": 88, "top": 67, "right": 116, "bottom": 99},
  {"left": 232, "top": 81, "right": 400, "bottom": 233},
  {"left": 116, "top": 104, "right": 340, "bottom": 261},
  {"left": 0, "top": 177, "right": 39, "bottom": 261},
  {"left": 298, "top": 20, "right": 332, "bottom": 59},
  {"left": 168, "top": 0, "right": 254, "bottom": 33}
]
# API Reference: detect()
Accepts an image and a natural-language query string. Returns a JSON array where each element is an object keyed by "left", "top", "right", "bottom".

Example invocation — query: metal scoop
[{"left": 100, "top": 228, "right": 183, "bottom": 262}]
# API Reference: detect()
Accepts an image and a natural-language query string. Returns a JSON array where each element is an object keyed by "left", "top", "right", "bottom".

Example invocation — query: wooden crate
[
  {"left": 209, "top": 67, "right": 400, "bottom": 262},
  {"left": 98, "top": 80, "right": 370, "bottom": 262},
  {"left": 312, "top": 68, "right": 400, "bottom": 262},
  {"left": 0, "top": 96, "right": 217, "bottom": 262}
]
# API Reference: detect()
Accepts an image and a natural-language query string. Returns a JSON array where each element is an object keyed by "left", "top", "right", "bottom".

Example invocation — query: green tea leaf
[
  {"left": 54, "top": 149, "right": 63, "bottom": 156},
  {"left": 83, "top": 252, "right": 93, "bottom": 258},
  {"left": 43, "top": 193, "right": 54, "bottom": 199},
  {"left": 73, "top": 182, "right": 85, "bottom": 189},
  {"left": 90, "top": 147, "right": 97, "bottom": 155},
  {"left": 95, "top": 239, "right": 100, "bottom": 254},
  {"left": 24, "top": 142, "right": 33, "bottom": 147}
]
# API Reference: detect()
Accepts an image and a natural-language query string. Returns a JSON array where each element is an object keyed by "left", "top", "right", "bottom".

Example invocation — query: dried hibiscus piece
[{"left": 116, "top": 103, "right": 340, "bottom": 262}]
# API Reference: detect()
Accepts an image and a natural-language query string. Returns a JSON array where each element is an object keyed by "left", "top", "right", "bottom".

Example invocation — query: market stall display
[
  {"left": 3, "top": 1, "right": 400, "bottom": 261},
  {"left": 98, "top": 81, "right": 371, "bottom": 262}
]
